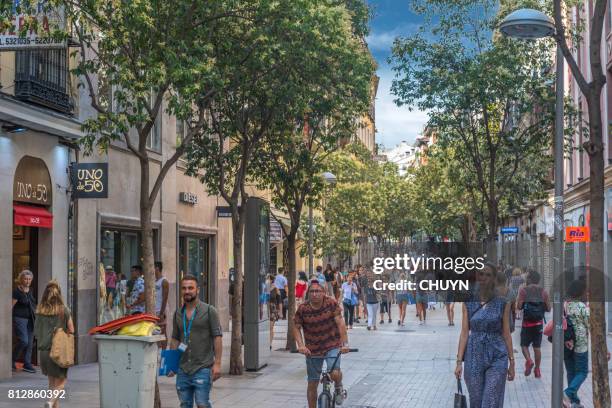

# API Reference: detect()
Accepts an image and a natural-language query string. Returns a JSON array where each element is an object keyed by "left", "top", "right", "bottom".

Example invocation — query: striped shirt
[{"left": 294, "top": 296, "right": 342, "bottom": 356}]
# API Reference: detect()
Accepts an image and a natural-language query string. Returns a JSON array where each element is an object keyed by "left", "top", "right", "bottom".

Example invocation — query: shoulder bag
[{"left": 50, "top": 308, "right": 75, "bottom": 368}]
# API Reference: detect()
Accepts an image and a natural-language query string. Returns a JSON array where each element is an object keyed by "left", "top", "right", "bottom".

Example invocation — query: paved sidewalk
[{"left": 1, "top": 303, "right": 610, "bottom": 407}]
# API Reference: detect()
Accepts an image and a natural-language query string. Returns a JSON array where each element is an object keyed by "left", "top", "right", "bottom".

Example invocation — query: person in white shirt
[
  {"left": 155, "top": 261, "right": 170, "bottom": 348},
  {"left": 274, "top": 268, "right": 289, "bottom": 319}
]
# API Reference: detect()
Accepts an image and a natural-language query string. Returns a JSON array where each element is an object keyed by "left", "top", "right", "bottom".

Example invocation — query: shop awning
[{"left": 14, "top": 204, "right": 53, "bottom": 228}]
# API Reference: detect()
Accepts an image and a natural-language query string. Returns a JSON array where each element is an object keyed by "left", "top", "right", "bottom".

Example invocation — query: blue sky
[{"left": 366, "top": 0, "right": 428, "bottom": 149}]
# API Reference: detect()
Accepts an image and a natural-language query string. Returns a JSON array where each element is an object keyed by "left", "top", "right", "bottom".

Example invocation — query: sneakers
[
  {"left": 534, "top": 367, "right": 541, "bottom": 378},
  {"left": 524, "top": 359, "right": 534, "bottom": 377},
  {"left": 397, "top": 320, "right": 401, "bottom": 326},
  {"left": 388, "top": 318, "right": 392, "bottom": 323},
  {"left": 22, "top": 365, "right": 36, "bottom": 373},
  {"left": 379, "top": 319, "right": 384, "bottom": 324},
  {"left": 562, "top": 395, "right": 572, "bottom": 408},
  {"left": 335, "top": 388, "right": 347, "bottom": 406},
  {"left": 367, "top": 326, "right": 371, "bottom": 331}
]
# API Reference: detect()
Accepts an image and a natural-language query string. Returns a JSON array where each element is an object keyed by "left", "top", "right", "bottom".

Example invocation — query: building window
[
  {"left": 146, "top": 92, "right": 162, "bottom": 152},
  {"left": 176, "top": 118, "right": 186, "bottom": 147},
  {"left": 14, "top": 48, "right": 73, "bottom": 113}
]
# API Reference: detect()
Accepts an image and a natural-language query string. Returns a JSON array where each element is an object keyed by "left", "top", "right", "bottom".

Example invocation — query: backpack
[{"left": 522, "top": 286, "right": 546, "bottom": 322}]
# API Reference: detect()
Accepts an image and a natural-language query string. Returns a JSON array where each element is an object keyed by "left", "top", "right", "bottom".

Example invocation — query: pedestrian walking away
[
  {"left": 365, "top": 285, "right": 380, "bottom": 331},
  {"left": 341, "top": 275, "right": 358, "bottom": 329},
  {"left": 296, "top": 272, "right": 308, "bottom": 307},
  {"left": 396, "top": 272, "right": 409, "bottom": 326},
  {"left": 269, "top": 275, "right": 282, "bottom": 350},
  {"left": 274, "top": 267, "right": 289, "bottom": 320},
  {"left": 323, "top": 264, "right": 336, "bottom": 297},
  {"left": 455, "top": 262, "right": 515, "bottom": 408},
  {"left": 167, "top": 275, "right": 223, "bottom": 408},
  {"left": 516, "top": 270, "right": 550, "bottom": 379},
  {"left": 563, "top": 279, "right": 589, "bottom": 408},
  {"left": 155, "top": 261, "right": 170, "bottom": 348},
  {"left": 34, "top": 280, "right": 74, "bottom": 408},
  {"left": 294, "top": 280, "right": 350, "bottom": 408},
  {"left": 379, "top": 276, "right": 392, "bottom": 324},
  {"left": 12, "top": 269, "right": 37, "bottom": 374}
]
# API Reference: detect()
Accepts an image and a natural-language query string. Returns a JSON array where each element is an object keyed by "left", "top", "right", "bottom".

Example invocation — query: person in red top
[
  {"left": 296, "top": 272, "right": 308, "bottom": 305},
  {"left": 294, "top": 280, "right": 349, "bottom": 408},
  {"left": 517, "top": 270, "right": 550, "bottom": 378}
]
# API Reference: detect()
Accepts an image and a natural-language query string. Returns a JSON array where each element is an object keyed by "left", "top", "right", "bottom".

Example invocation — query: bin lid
[{"left": 93, "top": 334, "right": 166, "bottom": 343}]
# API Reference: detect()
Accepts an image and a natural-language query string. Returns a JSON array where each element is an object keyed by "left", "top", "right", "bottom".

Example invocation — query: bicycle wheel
[{"left": 318, "top": 391, "right": 332, "bottom": 408}]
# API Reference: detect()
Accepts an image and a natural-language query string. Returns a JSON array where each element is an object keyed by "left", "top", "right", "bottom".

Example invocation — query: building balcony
[
  {"left": 14, "top": 75, "right": 73, "bottom": 114},
  {"left": 14, "top": 49, "right": 73, "bottom": 115}
]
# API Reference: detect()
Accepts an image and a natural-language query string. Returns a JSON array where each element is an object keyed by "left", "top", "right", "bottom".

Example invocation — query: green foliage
[{"left": 390, "top": 0, "right": 556, "bottom": 240}]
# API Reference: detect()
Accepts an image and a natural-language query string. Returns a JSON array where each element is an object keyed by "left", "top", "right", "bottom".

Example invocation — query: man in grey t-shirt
[{"left": 168, "top": 275, "right": 222, "bottom": 408}]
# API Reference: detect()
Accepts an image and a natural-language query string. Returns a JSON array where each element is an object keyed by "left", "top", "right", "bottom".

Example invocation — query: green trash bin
[{"left": 94, "top": 334, "right": 165, "bottom": 408}]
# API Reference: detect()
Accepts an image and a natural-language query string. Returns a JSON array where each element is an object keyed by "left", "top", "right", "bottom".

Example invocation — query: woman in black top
[
  {"left": 323, "top": 264, "right": 335, "bottom": 296},
  {"left": 12, "top": 270, "right": 37, "bottom": 373}
]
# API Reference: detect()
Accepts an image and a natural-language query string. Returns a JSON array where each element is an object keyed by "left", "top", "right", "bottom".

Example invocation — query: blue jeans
[
  {"left": 564, "top": 350, "right": 588, "bottom": 403},
  {"left": 12, "top": 317, "right": 34, "bottom": 367},
  {"left": 305, "top": 348, "right": 341, "bottom": 382},
  {"left": 176, "top": 367, "right": 212, "bottom": 408}
]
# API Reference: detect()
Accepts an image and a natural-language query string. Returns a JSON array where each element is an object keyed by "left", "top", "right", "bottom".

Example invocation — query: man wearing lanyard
[{"left": 168, "top": 275, "right": 223, "bottom": 408}]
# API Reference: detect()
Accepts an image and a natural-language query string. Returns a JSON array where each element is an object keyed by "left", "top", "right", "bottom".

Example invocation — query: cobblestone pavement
[{"left": 1, "top": 303, "right": 611, "bottom": 407}]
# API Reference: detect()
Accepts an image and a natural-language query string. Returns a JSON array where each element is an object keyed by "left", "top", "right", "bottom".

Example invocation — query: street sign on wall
[
  {"left": 0, "top": 1, "right": 66, "bottom": 50},
  {"left": 565, "top": 226, "right": 590, "bottom": 243},
  {"left": 500, "top": 227, "right": 519, "bottom": 234}
]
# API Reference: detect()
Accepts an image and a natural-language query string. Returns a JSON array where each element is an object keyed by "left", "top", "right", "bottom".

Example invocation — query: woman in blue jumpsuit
[{"left": 455, "top": 263, "right": 516, "bottom": 407}]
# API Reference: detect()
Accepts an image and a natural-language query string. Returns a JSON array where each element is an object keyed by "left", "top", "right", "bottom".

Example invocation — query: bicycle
[{"left": 310, "top": 349, "right": 356, "bottom": 408}]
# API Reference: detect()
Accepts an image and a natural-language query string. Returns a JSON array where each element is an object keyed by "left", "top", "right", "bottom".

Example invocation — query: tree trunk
[
  {"left": 586, "top": 95, "right": 610, "bottom": 408},
  {"left": 285, "top": 231, "right": 298, "bottom": 352},
  {"left": 138, "top": 158, "right": 161, "bottom": 407},
  {"left": 229, "top": 206, "right": 245, "bottom": 375},
  {"left": 486, "top": 201, "right": 498, "bottom": 263}
]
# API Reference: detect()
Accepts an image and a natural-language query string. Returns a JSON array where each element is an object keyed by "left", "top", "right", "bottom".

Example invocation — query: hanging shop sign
[
  {"left": 0, "top": 1, "right": 67, "bottom": 50},
  {"left": 13, "top": 155, "right": 52, "bottom": 205},
  {"left": 269, "top": 218, "right": 283, "bottom": 244},
  {"left": 72, "top": 163, "right": 108, "bottom": 198},
  {"left": 565, "top": 226, "right": 590, "bottom": 243}
]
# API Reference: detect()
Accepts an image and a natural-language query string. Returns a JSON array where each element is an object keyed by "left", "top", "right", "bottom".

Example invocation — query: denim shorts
[
  {"left": 176, "top": 367, "right": 212, "bottom": 408},
  {"left": 306, "top": 348, "right": 341, "bottom": 382}
]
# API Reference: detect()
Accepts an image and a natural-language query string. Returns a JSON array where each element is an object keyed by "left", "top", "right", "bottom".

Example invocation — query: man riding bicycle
[{"left": 294, "top": 280, "right": 349, "bottom": 408}]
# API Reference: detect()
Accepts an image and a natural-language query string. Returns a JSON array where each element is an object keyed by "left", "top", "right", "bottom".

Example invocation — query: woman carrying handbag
[{"left": 34, "top": 280, "right": 74, "bottom": 408}]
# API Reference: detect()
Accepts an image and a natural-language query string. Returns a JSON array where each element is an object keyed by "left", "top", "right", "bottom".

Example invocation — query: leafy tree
[
  {"left": 252, "top": 1, "right": 373, "bottom": 352},
  {"left": 185, "top": 0, "right": 371, "bottom": 372},
  {"left": 390, "top": 0, "right": 555, "bottom": 256},
  {"left": 550, "top": 0, "right": 610, "bottom": 403}
]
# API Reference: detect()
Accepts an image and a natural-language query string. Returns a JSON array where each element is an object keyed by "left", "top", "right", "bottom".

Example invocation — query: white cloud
[
  {"left": 366, "top": 24, "right": 421, "bottom": 52},
  {"left": 375, "top": 68, "right": 428, "bottom": 149}
]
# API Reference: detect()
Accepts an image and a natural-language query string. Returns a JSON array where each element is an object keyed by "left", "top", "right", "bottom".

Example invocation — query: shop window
[
  {"left": 178, "top": 236, "right": 210, "bottom": 303},
  {"left": 98, "top": 227, "right": 159, "bottom": 324}
]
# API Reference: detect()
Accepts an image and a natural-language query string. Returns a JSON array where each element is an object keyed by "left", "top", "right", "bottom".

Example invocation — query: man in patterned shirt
[
  {"left": 294, "top": 280, "right": 349, "bottom": 408},
  {"left": 127, "top": 265, "right": 145, "bottom": 314}
]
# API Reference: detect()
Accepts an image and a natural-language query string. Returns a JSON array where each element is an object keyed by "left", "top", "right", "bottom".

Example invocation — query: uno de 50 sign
[{"left": 73, "top": 163, "right": 108, "bottom": 199}]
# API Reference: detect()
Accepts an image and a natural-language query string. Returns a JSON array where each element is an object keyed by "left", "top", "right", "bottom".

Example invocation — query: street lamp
[
  {"left": 309, "top": 172, "right": 337, "bottom": 276},
  {"left": 500, "top": 9, "right": 565, "bottom": 408}
]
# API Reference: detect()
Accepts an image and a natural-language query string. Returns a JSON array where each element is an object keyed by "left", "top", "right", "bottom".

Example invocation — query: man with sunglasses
[{"left": 294, "top": 280, "right": 350, "bottom": 408}]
